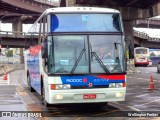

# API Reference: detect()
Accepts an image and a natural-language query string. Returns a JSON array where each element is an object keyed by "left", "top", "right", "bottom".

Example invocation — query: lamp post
[{"left": 147, "top": 18, "right": 151, "bottom": 29}]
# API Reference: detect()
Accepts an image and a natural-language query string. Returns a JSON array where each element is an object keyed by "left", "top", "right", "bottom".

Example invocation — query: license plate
[{"left": 83, "top": 94, "right": 96, "bottom": 99}]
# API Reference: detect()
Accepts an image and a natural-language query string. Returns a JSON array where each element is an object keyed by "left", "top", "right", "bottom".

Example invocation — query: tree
[
  {"left": 150, "top": 52, "right": 156, "bottom": 57},
  {"left": 6, "top": 49, "right": 13, "bottom": 57}
]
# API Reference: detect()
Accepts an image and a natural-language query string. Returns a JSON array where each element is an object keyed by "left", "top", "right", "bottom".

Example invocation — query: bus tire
[
  {"left": 27, "top": 74, "right": 35, "bottom": 92},
  {"left": 41, "top": 82, "right": 50, "bottom": 107}
]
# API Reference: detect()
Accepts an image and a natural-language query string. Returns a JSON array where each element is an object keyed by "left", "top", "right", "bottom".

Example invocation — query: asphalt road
[{"left": 121, "top": 66, "right": 160, "bottom": 111}]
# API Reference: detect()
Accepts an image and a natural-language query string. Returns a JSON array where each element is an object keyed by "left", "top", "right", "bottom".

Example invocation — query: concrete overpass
[
  {"left": 133, "top": 16, "right": 160, "bottom": 49},
  {"left": 134, "top": 29, "right": 160, "bottom": 48},
  {"left": 0, "top": 31, "right": 38, "bottom": 48},
  {"left": 0, "top": 0, "right": 59, "bottom": 23},
  {"left": 74, "top": 0, "right": 160, "bottom": 20},
  {"left": 135, "top": 18, "right": 160, "bottom": 28},
  {"left": 0, "top": 0, "right": 57, "bottom": 63}
]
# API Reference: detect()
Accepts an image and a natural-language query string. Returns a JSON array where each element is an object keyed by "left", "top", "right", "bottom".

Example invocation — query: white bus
[
  {"left": 134, "top": 47, "right": 149, "bottom": 66},
  {"left": 24, "top": 7, "right": 126, "bottom": 107}
]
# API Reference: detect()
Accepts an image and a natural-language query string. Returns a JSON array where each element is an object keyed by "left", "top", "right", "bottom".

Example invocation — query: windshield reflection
[{"left": 47, "top": 35, "right": 125, "bottom": 74}]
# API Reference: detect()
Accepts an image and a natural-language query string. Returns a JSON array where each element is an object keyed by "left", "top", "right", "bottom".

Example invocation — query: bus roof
[
  {"left": 27, "top": 7, "right": 120, "bottom": 33},
  {"left": 134, "top": 47, "right": 149, "bottom": 49},
  {"left": 44, "top": 7, "right": 120, "bottom": 14}
]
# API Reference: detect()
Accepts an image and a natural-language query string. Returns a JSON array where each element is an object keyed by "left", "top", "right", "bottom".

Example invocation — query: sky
[{"left": 0, "top": 23, "right": 32, "bottom": 32}]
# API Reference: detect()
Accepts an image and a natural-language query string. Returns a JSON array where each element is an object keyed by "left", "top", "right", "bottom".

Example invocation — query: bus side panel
[{"left": 26, "top": 45, "right": 42, "bottom": 95}]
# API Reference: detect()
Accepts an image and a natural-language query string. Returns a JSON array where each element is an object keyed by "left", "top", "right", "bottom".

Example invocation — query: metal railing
[
  {"left": 0, "top": 30, "right": 27, "bottom": 38},
  {"left": 0, "top": 30, "right": 26, "bottom": 35}
]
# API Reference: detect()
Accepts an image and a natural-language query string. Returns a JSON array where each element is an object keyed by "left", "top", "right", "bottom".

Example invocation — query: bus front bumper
[{"left": 47, "top": 88, "right": 126, "bottom": 104}]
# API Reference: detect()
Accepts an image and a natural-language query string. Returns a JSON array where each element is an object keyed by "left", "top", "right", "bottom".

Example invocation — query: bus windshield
[
  {"left": 51, "top": 13, "right": 122, "bottom": 32},
  {"left": 47, "top": 35, "right": 125, "bottom": 74}
]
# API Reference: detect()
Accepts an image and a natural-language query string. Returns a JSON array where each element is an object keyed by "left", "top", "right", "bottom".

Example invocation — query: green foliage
[
  {"left": 150, "top": 52, "right": 156, "bottom": 57},
  {"left": 6, "top": 49, "right": 13, "bottom": 57}
]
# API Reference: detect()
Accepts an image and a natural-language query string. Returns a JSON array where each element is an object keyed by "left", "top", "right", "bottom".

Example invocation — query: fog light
[
  {"left": 55, "top": 94, "right": 63, "bottom": 99},
  {"left": 116, "top": 92, "right": 123, "bottom": 97}
]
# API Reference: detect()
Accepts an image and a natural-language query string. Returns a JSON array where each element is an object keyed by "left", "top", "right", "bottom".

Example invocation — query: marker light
[{"left": 50, "top": 84, "right": 56, "bottom": 90}]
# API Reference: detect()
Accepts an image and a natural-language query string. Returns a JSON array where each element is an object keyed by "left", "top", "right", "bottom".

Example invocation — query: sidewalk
[
  {"left": 127, "top": 59, "right": 137, "bottom": 74},
  {"left": 0, "top": 64, "right": 24, "bottom": 76}
]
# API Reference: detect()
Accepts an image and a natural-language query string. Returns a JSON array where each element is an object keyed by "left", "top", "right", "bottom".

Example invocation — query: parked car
[
  {"left": 150, "top": 56, "right": 160, "bottom": 65},
  {"left": 148, "top": 58, "right": 152, "bottom": 66},
  {"left": 157, "top": 62, "right": 160, "bottom": 73}
]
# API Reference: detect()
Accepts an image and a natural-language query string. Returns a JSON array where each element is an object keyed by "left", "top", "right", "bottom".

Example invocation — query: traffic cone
[
  {"left": 149, "top": 75, "right": 155, "bottom": 90},
  {"left": 3, "top": 72, "right": 8, "bottom": 80}
]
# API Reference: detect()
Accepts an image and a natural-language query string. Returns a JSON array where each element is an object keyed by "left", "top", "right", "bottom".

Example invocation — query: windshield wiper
[
  {"left": 91, "top": 52, "right": 110, "bottom": 73},
  {"left": 70, "top": 49, "right": 85, "bottom": 75}
]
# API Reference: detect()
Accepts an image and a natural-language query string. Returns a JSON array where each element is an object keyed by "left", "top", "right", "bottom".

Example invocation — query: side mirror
[
  {"left": 128, "top": 45, "right": 134, "bottom": 59},
  {"left": 41, "top": 40, "right": 48, "bottom": 58}
]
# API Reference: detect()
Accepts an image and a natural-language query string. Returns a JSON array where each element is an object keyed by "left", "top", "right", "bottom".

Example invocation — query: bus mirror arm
[{"left": 41, "top": 41, "right": 48, "bottom": 58}]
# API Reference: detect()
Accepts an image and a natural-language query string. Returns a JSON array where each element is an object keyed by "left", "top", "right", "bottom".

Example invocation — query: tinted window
[
  {"left": 51, "top": 13, "right": 122, "bottom": 32},
  {"left": 135, "top": 49, "right": 148, "bottom": 54}
]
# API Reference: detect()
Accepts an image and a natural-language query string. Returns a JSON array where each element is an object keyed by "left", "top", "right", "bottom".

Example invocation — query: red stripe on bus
[{"left": 96, "top": 75, "right": 125, "bottom": 80}]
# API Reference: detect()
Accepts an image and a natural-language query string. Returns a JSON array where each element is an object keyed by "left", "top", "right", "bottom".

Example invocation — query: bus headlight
[
  {"left": 115, "top": 83, "right": 123, "bottom": 88},
  {"left": 109, "top": 83, "right": 124, "bottom": 88},
  {"left": 109, "top": 83, "right": 116, "bottom": 88},
  {"left": 55, "top": 84, "right": 71, "bottom": 90}
]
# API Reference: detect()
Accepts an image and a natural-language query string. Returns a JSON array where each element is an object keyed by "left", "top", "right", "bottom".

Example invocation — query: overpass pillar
[
  {"left": 123, "top": 20, "right": 135, "bottom": 71},
  {"left": 67, "top": 0, "right": 75, "bottom": 6},
  {"left": 12, "top": 20, "right": 24, "bottom": 64},
  {"left": 62, "top": 0, "right": 75, "bottom": 6},
  {"left": 123, "top": 20, "right": 134, "bottom": 59}
]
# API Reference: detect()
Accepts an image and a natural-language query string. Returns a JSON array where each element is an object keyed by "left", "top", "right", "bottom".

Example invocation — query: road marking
[
  {"left": 127, "top": 88, "right": 135, "bottom": 90},
  {"left": 128, "top": 76, "right": 158, "bottom": 82},
  {"left": 134, "top": 99, "right": 160, "bottom": 107},
  {"left": 50, "top": 112, "right": 62, "bottom": 115},
  {"left": 94, "top": 109, "right": 119, "bottom": 116},
  {"left": 75, "top": 118, "right": 82, "bottom": 120},
  {"left": 127, "top": 106, "right": 140, "bottom": 111},
  {"left": 0, "top": 76, "right": 9, "bottom": 85},
  {"left": 137, "top": 78, "right": 146, "bottom": 79},
  {"left": 135, "top": 94, "right": 150, "bottom": 98},
  {"left": 127, "top": 76, "right": 133, "bottom": 78}
]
